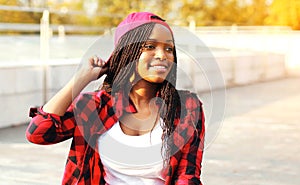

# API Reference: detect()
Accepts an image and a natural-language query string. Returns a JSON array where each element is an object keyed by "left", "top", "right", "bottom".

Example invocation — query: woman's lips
[{"left": 149, "top": 65, "right": 168, "bottom": 72}]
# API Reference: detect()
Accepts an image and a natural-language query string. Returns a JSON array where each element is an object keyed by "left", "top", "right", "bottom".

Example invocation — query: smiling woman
[
  {"left": 137, "top": 24, "right": 175, "bottom": 84},
  {"left": 26, "top": 12, "right": 205, "bottom": 185}
]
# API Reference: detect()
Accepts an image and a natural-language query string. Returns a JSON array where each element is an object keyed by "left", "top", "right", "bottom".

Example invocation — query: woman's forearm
[
  {"left": 42, "top": 75, "right": 89, "bottom": 116},
  {"left": 43, "top": 56, "right": 108, "bottom": 116}
]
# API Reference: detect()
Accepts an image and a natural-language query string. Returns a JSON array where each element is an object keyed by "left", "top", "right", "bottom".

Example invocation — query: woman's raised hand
[
  {"left": 76, "top": 56, "right": 109, "bottom": 84},
  {"left": 42, "top": 56, "right": 108, "bottom": 115}
]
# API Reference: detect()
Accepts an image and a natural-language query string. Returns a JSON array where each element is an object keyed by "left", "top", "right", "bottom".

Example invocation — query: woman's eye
[
  {"left": 166, "top": 47, "right": 173, "bottom": 52},
  {"left": 144, "top": 44, "right": 155, "bottom": 50}
]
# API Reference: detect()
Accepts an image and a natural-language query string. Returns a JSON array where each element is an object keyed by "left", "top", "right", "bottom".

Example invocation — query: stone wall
[{"left": 0, "top": 49, "right": 286, "bottom": 128}]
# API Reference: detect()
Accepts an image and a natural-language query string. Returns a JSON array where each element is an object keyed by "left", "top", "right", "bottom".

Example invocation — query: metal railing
[{"left": 0, "top": 23, "right": 108, "bottom": 33}]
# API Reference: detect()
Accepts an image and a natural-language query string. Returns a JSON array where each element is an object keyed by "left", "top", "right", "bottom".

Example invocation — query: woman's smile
[{"left": 148, "top": 62, "right": 169, "bottom": 73}]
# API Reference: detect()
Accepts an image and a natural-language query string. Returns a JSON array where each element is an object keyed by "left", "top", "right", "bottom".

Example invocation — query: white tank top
[{"left": 98, "top": 119, "right": 166, "bottom": 185}]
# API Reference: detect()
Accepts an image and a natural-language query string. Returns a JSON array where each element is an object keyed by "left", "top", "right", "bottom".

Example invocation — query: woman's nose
[{"left": 154, "top": 47, "right": 167, "bottom": 61}]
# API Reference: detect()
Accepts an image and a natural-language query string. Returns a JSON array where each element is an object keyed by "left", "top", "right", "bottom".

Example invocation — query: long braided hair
[{"left": 101, "top": 21, "right": 180, "bottom": 165}]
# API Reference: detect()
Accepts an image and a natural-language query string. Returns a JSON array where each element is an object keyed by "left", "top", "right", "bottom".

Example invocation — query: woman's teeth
[{"left": 152, "top": 65, "right": 166, "bottom": 69}]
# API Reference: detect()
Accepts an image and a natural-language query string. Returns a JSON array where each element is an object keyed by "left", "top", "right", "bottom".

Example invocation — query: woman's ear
[
  {"left": 129, "top": 72, "right": 135, "bottom": 84},
  {"left": 130, "top": 60, "right": 141, "bottom": 86}
]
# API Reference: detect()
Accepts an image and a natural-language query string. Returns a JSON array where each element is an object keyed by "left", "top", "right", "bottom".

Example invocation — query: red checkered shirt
[{"left": 26, "top": 90, "right": 205, "bottom": 185}]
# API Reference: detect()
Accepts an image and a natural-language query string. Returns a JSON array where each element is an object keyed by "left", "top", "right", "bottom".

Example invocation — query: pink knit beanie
[{"left": 114, "top": 12, "right": 173, "bottom": 46}]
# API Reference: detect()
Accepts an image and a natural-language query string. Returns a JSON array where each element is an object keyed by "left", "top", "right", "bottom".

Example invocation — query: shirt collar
[
  {"left": 112, "top": 90, "right": 162, "bottom": 117},
  {"left": 112, "top": 91, "right": 137, "bottom": 118}
]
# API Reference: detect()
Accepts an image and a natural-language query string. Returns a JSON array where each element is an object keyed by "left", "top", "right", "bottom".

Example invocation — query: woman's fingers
[
  {"left": 93, "top": 55, "right": 99, "bottom": 67},
  {"left": 100, "top": 59, "right": 106, "bottom": 67},
  {"left": 92, "top": 55, "right": 106, "bottom": 67},
  {"left": 89, "top": 55, "right": 109, "bottom": 79}
]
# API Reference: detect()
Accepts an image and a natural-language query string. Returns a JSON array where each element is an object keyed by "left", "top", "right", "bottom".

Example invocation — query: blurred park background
[
  {"left": 0, "top": 0, "right": 299, "bottom": 128},
  {"left": 0, "top": 0, "right": 300, "bottom": 184}
]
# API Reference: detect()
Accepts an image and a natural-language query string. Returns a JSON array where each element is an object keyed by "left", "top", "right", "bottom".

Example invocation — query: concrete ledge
[{"left": 0, "top": 49, "right": 287, "bottom": 128}]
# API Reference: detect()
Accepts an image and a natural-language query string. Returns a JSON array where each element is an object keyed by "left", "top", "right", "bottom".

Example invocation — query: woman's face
[{"left": 137, "top": 24, "right": 175, "bottom": 84}]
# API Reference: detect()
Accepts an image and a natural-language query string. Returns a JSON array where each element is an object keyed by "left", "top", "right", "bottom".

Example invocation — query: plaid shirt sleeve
[
  {"left": 26, "top": 103, "right": 77, "bottom": 145},
  {"left": 173, "top": 93, "right": 205, "bottom": 185}
]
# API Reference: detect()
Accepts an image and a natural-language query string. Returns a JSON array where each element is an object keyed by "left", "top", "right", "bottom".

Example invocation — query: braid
[
  {"left": 101, "top": 22, "right": 181, "bottom": 166},
  {"left": 103, "top": 23, "right": 154, "bottom": 92},
  {"left": 159, "top": 48, "right": 180, "bottom": 165}
]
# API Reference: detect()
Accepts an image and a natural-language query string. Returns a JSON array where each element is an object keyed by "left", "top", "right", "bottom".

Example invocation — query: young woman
[{"left": 26, "top": 12, "right": 205, "bottom": 185}]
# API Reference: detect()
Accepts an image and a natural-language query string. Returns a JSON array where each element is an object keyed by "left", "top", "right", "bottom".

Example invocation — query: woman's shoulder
[
  {"left": 75, "top": 90, "right": 112, "bottom": 103},
  {"left": 177, "top": 90, "right": 203, "bottom": 105}
]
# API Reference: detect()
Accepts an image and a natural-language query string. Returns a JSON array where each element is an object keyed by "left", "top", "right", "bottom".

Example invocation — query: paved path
[
  {"left": 0, "top": 77, "right": 299, "bottom": 185},
  {"left": 202, "top": 77, "right": 300, "bottom": 185}
]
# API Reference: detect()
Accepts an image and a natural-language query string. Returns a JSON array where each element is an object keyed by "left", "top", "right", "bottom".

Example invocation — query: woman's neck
[{"left": 129, "top": 80, "right": 159, "bottom": 109}]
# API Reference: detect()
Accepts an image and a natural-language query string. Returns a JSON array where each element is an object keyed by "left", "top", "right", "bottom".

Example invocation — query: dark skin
[
  {"left": 43, "top": 24, "right": 174, "bottom": 137},
  {"left": 119, "top": 80, "right": 160, "bottom": 136},
  {"left": 119, "top": 24, "right": 174, "bottom": 136}
]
